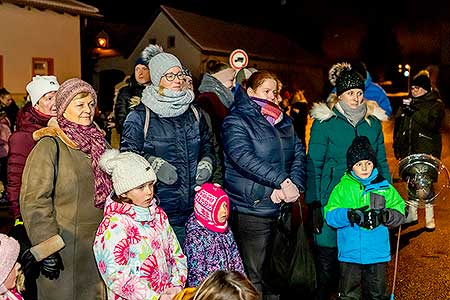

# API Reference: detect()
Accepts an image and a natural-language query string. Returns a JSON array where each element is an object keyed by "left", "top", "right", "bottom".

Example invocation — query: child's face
[
  {"left": 352, "top": 160, "right": 374, "bottom": 179},
  {"left": 3, "top": 262, "right": 20, "bottom": 290},
  {"left": 122, "top": 182, "right": 155, "bottom": 208},
  {"left": 217, "top": 202, "right": 228, "bottom": 223}
]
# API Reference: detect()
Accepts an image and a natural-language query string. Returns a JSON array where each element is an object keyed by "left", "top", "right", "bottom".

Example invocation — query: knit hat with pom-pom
[
  {"left": 99, "top": 149, "right": 156, "bottom": 195},
  {"left": 0, "top": 234, "right": 20, "bottom": 290},
  {"left": 329, "top": 62, "right": 365, "bottom": 96},
  {"left": 194, "top": 183, "right": 230, "bottom": 233}
]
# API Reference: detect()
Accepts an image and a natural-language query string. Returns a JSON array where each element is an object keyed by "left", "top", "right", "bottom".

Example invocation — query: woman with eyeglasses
[
  {"left": 120, "top": 45, "right": 215, "bottom": 245},
  {"left": 393, "top": 70, "right": 445, "bottom": 231}
]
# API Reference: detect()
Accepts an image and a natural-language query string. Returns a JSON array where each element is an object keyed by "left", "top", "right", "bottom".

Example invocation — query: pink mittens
[{"left": 280, "top": 178, "right": 300, "bottom": 203}]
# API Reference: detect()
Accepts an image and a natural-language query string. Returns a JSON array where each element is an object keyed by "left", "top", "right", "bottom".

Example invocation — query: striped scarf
[{"left": 251, "top": 97, "right": 283, "bottom": 126}]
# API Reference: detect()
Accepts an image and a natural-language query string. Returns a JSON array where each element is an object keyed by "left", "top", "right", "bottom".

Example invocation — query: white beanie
[
  {"left": 99, "top": 150, "right": 156, "bottom": 195},
  {"left": 26, "top": 75, "right": 60, "bottom": 106},
  {"left": 149, "top": 52, "right": 182, "bottom": 86}
]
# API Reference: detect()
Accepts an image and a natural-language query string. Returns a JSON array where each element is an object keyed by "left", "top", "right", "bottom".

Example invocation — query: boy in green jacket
[{"left": 324, "top": 136, "right": 405, "bottom": 300}]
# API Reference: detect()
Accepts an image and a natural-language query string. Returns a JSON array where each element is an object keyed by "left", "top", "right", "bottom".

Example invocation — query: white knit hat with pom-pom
[{"left": 99, "top": 149, "right": 156, "bottom": 195}]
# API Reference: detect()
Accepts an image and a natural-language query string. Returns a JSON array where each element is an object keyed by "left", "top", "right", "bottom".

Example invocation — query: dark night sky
[{"left": 80, "top": 0, "right": 450, "bottom": 55}]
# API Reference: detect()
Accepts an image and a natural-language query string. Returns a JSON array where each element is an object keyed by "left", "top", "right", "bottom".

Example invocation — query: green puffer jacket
[
  {"left": 306, "top": 99, "right": 390, "bottom": 248},
  {"left": 393, "top": 91, "right": 445, "bottom": 159}
]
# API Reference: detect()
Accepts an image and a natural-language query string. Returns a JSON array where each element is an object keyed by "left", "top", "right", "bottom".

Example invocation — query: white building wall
[{"left": 0, "top": 3, "right": 81, "bottom": 93}]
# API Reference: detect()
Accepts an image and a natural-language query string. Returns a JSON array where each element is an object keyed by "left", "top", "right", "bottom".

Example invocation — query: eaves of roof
[{"left": 1, "top": 0, "right": 102, "bottom": 17}]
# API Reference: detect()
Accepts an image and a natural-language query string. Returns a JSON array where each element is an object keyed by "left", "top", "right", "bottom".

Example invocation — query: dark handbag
[{"left": 263, "top": 200, "right": 317, "bottom": 295}]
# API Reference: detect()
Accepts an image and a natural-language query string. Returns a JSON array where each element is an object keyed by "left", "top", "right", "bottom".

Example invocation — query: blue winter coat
[
  {"left": 120, "top": 103, "right": 215, "bottom": 227},
  {"left": 221, "top": 86, "right": 306, "bottom": 218}
]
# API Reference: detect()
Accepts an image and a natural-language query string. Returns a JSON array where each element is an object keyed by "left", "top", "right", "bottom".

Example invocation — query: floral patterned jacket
[
  {"left": 93, "top": 197, "right": 187, "bottom": 300},
  {"left": 183, "top": 214, "right": 245, "bottom": 287}
]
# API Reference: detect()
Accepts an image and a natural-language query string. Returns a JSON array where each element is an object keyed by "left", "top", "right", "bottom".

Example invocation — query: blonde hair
[
  {"left": 16, "top": 269, "right": 25, "bottom": 292},
  {"left": 192, "top": 271, "right": 260, "bottom": 300},
  {"left": 72, "top": 92, "right": 91, "bottom": 102}
]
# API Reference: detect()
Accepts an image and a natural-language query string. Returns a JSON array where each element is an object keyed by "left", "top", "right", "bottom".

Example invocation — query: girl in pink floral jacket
[{"left": 94, "top": 150, "right": 187, "bottom": 300}]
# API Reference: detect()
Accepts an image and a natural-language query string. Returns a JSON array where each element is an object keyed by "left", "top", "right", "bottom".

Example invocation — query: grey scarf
[
  {"left": 198, "top": 73, "right": 234, "bottom": 108},
  {"left": 336, "top": 101, "right": 367, "bottom": 127},
  {"left": 141, "top": 85, "right": 194, "bottom": 117}
]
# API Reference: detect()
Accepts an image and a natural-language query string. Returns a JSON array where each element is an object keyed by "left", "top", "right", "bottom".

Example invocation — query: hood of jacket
[
  {"left": 310, "top": 95, "right": 388, "bottom": 125},
  {"left": 103, "top": 195, "right": 158, "bottom": 222},
  {"left": 15, "top": 102, "right": 51, "bottom": 132}
]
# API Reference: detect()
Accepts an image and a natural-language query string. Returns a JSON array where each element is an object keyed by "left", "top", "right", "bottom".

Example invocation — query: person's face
[
  {"left": 135, "top": 64, "right": 150, "bottom": 85},
  {"left": 0, "top": 94, "right": 13, "bottom": 106},
  {"left": 247, "top": 78, "right": 278, "bottom": 103},
  {"left": 217, "top": 202, "right": 228, "bottom": 223},
  {"left": 214, "top": 68, "right": 236, "bottom": 89},
  {"left": 160, "top": 66, "right": 184, "bottom": 91},
  {"left": 122, "top": 182, "right": 155, "bottom": 208},
  {"left": 63, "top": 94, "right": 96, "bottom": 126},
  {"left": 411, "top": 86, "right": 427, "bottom": 97},
  {"left": 35, "top": 91, "right": 57, "bottom": 116},
  {"left": 352, "top": 160, "right": 374, "bottom": 179},
  {"left": 3, "top": 262, "right": 20, "bottom": 290},
  {"left": 339, "top": 88, "right": 364, "bottom": 109},
  {"left": 183, "top": 75, "right": 194, "bottom": 91}
]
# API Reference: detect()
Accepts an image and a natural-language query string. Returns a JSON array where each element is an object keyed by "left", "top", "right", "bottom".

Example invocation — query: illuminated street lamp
[{"left": 96, "top": 30, "right": 109, "bottom": 49}]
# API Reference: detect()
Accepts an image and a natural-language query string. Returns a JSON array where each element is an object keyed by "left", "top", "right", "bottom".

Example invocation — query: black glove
[
  {"left": 41, "top": 253, "right": 64, "bottom": 280},
  {"left": 20, "top": 249, "right": 41, "bottom": 280},
  {"left": 309, "top": 201, "right": 323, "bottom": 234},
  {"left": 402, "top": 104, "right": 416, "bottom": 116},
  {"left": 347, "top": 205, "right": 369, "bottom": 227},
  {"left": 377, "top": 209, "right": 390, "bottom": 225},
  {"left": 361, "top": 209, "right": 382, "bottom": 230}
]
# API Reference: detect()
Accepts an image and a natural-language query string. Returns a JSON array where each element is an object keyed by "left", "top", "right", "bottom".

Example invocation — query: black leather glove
[
  {"left": 41, "top": 253, "right": 64, "bottom": 280},
  {"left": 309, "top": 201, "right": 323, "bottom": 234},
  {"left": 360, "top": 209, "right": 382, "bottom": 230},
  {"left": 347, "top": 205, "right": 369, "bottom": 227},
  {"left": 20, "top": 249, "right": 41, "bottom": 280}
]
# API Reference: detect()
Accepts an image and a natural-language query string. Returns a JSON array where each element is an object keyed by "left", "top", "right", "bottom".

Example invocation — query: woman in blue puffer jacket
[
  {"left": 120, "top": 45, "right": 215, "bottom": 245},
  {"left": 221, "top": 70, "right": 306, "bottom": 298}
]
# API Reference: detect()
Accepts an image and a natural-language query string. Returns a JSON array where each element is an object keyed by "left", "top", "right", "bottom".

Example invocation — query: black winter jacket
[
  {"left": 114, "top": 75, "right": 146, "bottom": 134},
  {"left": 393, "top": 91, "right": 445, "bottom": 159}
]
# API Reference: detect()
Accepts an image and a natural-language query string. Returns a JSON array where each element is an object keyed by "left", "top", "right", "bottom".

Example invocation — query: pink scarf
[
  {"left": 251, "top": 97, "right": 283, "bottom": 125},
  {"left": 57, "top": 117, "right": 113, "bottom": 208}
]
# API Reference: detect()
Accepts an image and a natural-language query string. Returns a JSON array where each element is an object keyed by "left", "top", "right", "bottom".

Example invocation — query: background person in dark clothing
[
  {"left": 393, "top": 70, "right": 445, "bottom": 231},
  {"left": 0, "top": 88, "right": 19, "bottom": 132}
]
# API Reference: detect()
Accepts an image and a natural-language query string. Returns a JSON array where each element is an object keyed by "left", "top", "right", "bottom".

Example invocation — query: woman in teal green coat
[{"left": 305, "top": 63, "right": 390, "bottom": 300}]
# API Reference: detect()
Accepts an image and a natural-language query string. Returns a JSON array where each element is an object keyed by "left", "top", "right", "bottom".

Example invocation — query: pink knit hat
[
  {"left": 0, "top": 234, "right": 20, "bottom": 288},
  {"left": 194, "top": 183, "right": 229, "bottom": 233},
  {"left": 56, "top": 78, "right": 97, "bottom": 117}
]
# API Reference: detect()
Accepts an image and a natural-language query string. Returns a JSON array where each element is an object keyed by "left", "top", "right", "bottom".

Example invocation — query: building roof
[
  {"left": 2, "top": 0, "right": 101, "bottom": 17},
  {"left": 160, "top": 5, "right": 320, "bottom": 64}
]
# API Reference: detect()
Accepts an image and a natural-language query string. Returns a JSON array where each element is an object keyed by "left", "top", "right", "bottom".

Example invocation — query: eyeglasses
[{"left": 162, "top": 72, "right": 185, "bottom": 82}]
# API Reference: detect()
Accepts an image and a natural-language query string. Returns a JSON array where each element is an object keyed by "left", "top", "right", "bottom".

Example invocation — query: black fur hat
[
  {"left": 329, "top": 62, "right": 365, "bottom": 96},
  {"left": 347, "top": 135, "right": 377, "bottom": 170}
]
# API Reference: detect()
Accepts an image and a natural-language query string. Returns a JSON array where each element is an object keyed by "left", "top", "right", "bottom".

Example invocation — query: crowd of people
[{"left": 0, "top": 43, "right": 446, "bottom": 300}]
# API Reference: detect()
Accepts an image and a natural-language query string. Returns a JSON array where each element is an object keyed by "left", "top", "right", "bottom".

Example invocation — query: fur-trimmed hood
[
  {"left": 32, "top": 117, "right": 78, "bottom": 149},
  {"left": 310, "top": 93, "right": 388, "bottom": 124}
]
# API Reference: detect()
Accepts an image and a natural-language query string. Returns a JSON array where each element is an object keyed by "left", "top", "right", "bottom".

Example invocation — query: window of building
[
  {"left": 32, "top": 57, "right": 54, "bottom": 76},
  {"left": 167, "top": 36, "right": 175, "bottom": 48}
]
